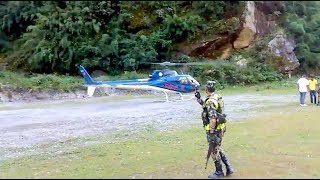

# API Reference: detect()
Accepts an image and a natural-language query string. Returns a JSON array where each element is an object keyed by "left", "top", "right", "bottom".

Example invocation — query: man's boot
[
  {"left": 220, "top": 151, "right": 234, "bottom": 176},
  {"left": 208, "top": 161, "right": 224, "bottom": 179}
]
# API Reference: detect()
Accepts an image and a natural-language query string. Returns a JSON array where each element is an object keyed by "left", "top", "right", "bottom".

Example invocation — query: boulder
[
  {"left": 266, "top": 34, "right": 300, "bottom": 72},
  {"left": 91, "top": 70, "right": 107, "bottom": 78}
]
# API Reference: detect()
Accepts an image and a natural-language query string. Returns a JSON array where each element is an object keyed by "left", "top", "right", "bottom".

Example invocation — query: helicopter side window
[{"left": 178, "top": 77, "right": 189, "bottom": 84}]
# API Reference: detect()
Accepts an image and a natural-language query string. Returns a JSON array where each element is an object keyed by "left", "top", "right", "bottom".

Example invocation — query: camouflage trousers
[{"left": 206, "top": 131, "right": 226, "bottom": 167}]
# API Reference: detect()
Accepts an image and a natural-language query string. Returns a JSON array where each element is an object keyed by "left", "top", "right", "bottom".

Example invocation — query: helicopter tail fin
[
  {"left": 78, "top": 65, "right": 96, "bottom": 85},
  {"left": 78, "top": 65, "right": 102, "bottom": 97}
]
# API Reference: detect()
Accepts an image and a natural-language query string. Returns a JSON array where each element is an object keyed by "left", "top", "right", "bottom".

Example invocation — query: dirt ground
[{"left": 0, "top": 91, "right": 298, "bottom": 162}]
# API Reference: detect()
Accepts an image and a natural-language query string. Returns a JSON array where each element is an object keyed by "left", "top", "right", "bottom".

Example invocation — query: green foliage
[
  {"left": 189, "top": 60, "right": 282, "bottom": 89},
  {"left": 162, "top": 14, "right": 203, "bottom": 43},
  {"left": 192, "top": 1, "right": 226, "bottom": 20},
  {"left": 13, "top": 1, "right": 118, "bottom": 74},
  {"left": 0, "top": 31, "right": 9, "bottom": 52},
  {"left": 96, "top": 71, "right": 147, "bottom": 81},
  {"left": 282, "top": 1, "right": 320, "bottom": 72},
  {"left": 0, "top": 70, "right": 83, "bottom": 92},
  {"left": 288, "top": 21, "right": 305, "bottom": 36},
  {"left": 0, "top": 1, "right": 44, "bottom": 52},
  {"left": 1, "top": 1, "right": 245, "bottom": 75},
  {"left": 0, "top": 1, "right": 43, "bottom": 37}
]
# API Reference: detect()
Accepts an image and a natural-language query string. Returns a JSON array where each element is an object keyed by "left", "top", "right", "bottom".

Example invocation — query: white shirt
[{"left": 297, "top": 77, "right": 309, "bottom": 92}]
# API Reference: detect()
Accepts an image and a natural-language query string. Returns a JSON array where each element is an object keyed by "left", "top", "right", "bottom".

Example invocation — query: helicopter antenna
[{"left": 179, "top": 68, "right": 184, "bottom": 75}]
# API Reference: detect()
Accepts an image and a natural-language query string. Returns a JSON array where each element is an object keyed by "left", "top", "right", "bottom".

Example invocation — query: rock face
[
  {"left": 174, "top": 1, "right": 284, "bottom": 59},
  {"left": 253, "top": 1, "right": 284, "bottom": 36},
  {"left": 173, "top": 1, "right": 300, "bottom": 73},
  {"left": 233, "top": 1, "right": 257, "bottom": 49},
  {"left": 185, "top": 36, "right": 234, "bottom": 59},
  {"left": 266, "top": 34, "right": 300, "bottom": 72},
  {"left": 233, "top": 1, "right": 283, "bottom": 48}
]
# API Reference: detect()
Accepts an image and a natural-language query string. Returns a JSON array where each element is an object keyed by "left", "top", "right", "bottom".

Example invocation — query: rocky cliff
[{"left": 174, "top": 1, "right": 299, "bottom": 72}]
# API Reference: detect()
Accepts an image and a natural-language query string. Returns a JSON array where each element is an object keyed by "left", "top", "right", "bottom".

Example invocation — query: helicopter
[{"left": 78, "top": 61, "right": 201, "bottom": 102}]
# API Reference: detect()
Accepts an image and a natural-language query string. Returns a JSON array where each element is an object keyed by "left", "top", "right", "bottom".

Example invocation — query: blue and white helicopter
[{"left": 78, "top": 61, "right": 201, "bottom": 102}]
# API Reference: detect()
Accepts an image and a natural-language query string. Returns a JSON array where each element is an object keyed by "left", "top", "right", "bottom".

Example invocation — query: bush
[
  {"left": 288, "top": 21, "right": 305, "bottom": 36},
  {"left": 189, "top": 60, "right": 282, "bottom": 89},
  {"left": 0, "top": 70, "right": 83, "bottom": 92}
]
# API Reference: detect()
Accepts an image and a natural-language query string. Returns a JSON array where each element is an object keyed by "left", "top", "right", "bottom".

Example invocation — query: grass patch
[
  {"left": 0, "top": 103, "right": 319, "bottom": 178},
  {"left": 0, "top": 70, "right": 84, "bottom": 92},
  {"left": 220, "top": 77, "right": 298, "bottom": 95},
  {"left": 194, "top": 78, "right": 298, "bottom": 97}
]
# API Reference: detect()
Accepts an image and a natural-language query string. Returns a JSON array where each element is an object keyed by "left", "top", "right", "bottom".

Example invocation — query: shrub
[
  {"left": 189, "top": 60, "right": 282, "bottom": 89},
  {"left": 288, "top": 21, "right": 305, "bottom": 36}
]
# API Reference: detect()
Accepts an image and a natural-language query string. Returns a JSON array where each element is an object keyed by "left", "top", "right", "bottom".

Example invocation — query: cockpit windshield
[
  {"left": 187, "top": 76, "right": 200, "bottom": 86},
  {"left": 178, "top": 76, "right": 200, "bottom": 86},
  {"left": 178, "top": 77, "right": 189, "bottom": 84}
]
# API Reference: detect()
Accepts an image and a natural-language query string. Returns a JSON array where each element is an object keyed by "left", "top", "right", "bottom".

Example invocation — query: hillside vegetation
[
  {"left": 280, "top": 1, "right": 320, "bottom": 73},
  {"left": 0, "top": 1, "right": 320, "bottom": 90}
]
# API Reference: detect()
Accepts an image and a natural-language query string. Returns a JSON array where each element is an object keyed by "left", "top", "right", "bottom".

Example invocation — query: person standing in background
[
  {"left": 308, "top": 75, "right": 318, "bottom": 105},
  {"left": 297, "top": 74, "right": 309, "bottom": 106},
  {"left": 317, "top": 84, "right": 320, "bottom": 106}
]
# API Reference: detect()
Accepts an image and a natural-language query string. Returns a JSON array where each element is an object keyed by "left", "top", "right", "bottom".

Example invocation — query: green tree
[{"left": 282, "top": 1, "right": 320, "bottom": 72}]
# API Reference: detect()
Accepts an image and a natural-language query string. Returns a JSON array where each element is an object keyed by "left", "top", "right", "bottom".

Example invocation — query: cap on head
[
  {"left": 205, "top": 80, "right": 216, "bottom": 93},
  {"left": 205, "top": 80, "right": 216, "bottom": 88}
]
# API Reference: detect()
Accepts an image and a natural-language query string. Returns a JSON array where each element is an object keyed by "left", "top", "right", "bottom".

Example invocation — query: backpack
[
  {"left": 203, "top": 93, "right": 226, "bottom": 123},
  {"left": 212, "top": 93, "right": 224, "bottom": 114}
]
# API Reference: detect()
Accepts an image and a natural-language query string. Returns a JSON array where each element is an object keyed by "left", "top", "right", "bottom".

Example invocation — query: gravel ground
[{"left": 0, "top": 92, "right": 298, "bottom": 161}]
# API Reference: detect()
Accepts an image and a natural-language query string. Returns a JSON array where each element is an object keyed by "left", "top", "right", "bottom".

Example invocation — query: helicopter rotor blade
[
  {"left": 149, "top": 61, "right": 181, "bottom": 66},
  {"left": 181, "top": 61, "right": 220, "bottom": 66},
  {"left": 149, "top": 61, "right": 200, "bottom": 66},
  {"left": 141, "top": 60, "right": 221, "bottom": 67}
]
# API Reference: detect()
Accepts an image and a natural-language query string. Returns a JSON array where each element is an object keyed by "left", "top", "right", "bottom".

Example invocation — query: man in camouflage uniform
[{"left": 195, "top": 81, "right": 234, "bottom": 179}]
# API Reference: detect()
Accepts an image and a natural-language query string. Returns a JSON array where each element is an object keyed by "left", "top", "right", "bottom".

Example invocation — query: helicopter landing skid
[
  {"left": 162, "top": 91, "right": 195, "bottom": 102},
  {"left": 176, "top": 92, "right": 195, "bottom": 101}
]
